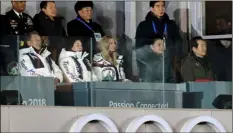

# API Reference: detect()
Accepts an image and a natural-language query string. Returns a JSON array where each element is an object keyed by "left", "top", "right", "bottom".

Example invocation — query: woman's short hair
[{"left": 65, "top": 36, "right": 83, "bottom": 51}]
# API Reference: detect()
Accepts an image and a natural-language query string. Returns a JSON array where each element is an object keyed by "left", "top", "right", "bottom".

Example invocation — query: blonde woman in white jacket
[
  {"left": 59, "top": 37, "right": 98, "bottom": 83},
  {"left": 93, "top": 36, "right": 129, "bottom": 82}
]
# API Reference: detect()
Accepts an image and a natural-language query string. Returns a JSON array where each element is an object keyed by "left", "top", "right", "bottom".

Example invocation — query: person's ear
[
  {"left": 192, "top": 47, "right": 197, "bottom": 53},
  {"left": 42, "top": 8, "right": 46, "bottom": 13},
  {"left": 71, "top": 45, "right": 75, "bottom": 51},
  {"left": 150, "top": 7, "right": 154, "bottom": 12},
  {"left": 27, "top": 40, "right": 31, "bottom": 47},
  {"left": 78, "top": 10, "right": 82, "bottom": 15}
]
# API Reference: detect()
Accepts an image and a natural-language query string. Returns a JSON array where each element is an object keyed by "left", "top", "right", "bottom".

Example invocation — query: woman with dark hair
[{"left": 58, "top": 37, "right": 97, "bottom": 83}]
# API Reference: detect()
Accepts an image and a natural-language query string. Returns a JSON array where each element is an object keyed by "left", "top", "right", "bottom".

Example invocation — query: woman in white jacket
[
  {"left": 93, "top": 36, "right": 129, "bottom": 81},
  {"left": 59, "top": 37, "right": 98, "bottom": 83}
]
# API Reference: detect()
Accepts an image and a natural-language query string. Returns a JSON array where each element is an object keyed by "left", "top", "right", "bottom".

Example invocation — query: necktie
[{"left": 19, "top": 14, "right": 23, "bottom": 19}]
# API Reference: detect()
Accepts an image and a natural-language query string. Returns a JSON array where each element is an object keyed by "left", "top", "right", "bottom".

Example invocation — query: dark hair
[
  {"left": 21, "top": 31, "right": 40, "bottom": 49},
  {"left": 40, "top": 1, "right": 55, "bottom": 10},
  {"left": 74, "top": 1, "right": 93, "bottom": 13},
  {"left": 27, "top": 31, "right": 40, "bottom": 41},
  {"left": 65, "top": 37, "right": 83, "bottom": 51},
  {"left": 149, "top": 1, "right": 165, "bottom": 8},
  {"left": 153, "top": 34, "right": 164, "bottom": 43},
  {"left": 190, "top": 36, "right": 204, "bottom": 48}
]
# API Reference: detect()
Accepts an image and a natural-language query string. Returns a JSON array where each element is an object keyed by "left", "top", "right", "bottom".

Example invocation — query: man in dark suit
[
  {"left": 4, "top": 1, "right": 34, "bottom": 35},
  {"left": 67, "top": 1, "right": 105, "bottom": 54},
  {"left": 33, "top": 1, "right": 66, "bottom": 36}
]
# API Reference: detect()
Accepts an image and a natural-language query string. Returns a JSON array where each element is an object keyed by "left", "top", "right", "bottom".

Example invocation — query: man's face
[
  {"left": 28, "top": 34, "right": 42, "bottom": 51},
  {"left": 192, "top": 40, "right": 207, "bottom": 57},
  {"left": 152, "top": 39, "right": 165, "bottom": 54},
  {"left": 12, "top": 1, "right": 26, "bottom": 12},
  {"left": 216, "top": 18, "right": 231, "bottom": 33},
  {"left": 42, "top": 2, "right": 57, "bottom": 18},
  {"left": 78, "top": 7, "right": 93, "bottom": 21},
  {"left": 150, "top": 1, "right": 165, "bottom": 18},
  {"left": 72, "top": 40, "right": 83, "bottom": 52}
]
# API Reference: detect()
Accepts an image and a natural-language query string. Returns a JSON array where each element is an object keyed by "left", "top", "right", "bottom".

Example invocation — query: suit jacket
[
  {"left": 4, "top": 10, "right": 34, "bottom": 35},
  {"left": 33, "top": 11, "right": 66, "bottom": 36}
]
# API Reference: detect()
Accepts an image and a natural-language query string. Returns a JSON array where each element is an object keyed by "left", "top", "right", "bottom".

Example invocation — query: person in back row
[
  {"left": 59, "top": 37, "right": 98, "bottom": 83},
  {"left": 92, "top": 36, "right": 129, "bottom": 82},
  {"left": 33, "top": 1, "right": 66, "bottom": 36},
  {"left": 135, "top": 1, "right": 182, "bottom": 82},
  {"left": 181, "top": 36, "right": 215, "bottom": 82},
  {"left": 19, "top": 31, "right": 63, "bottom": 85},
  {"left": 4, "top": 1, "right": 34, "bottom": 35},
  {"left": 67, "top": 1, "right": 105, "bottom": 54}
]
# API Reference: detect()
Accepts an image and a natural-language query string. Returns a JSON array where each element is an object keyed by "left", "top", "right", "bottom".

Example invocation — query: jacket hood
[
  {"left": 145, "top": 11, "right": 170, "bottom": 22},
  {"left": 59, "top": 48, "right": 89, "bottom": 61}
]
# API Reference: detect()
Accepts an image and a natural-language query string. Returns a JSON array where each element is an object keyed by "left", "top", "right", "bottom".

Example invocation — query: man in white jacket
[
  {"left": 59, "top": 37, "right": 98, "bottom": 83},
  {"left": 19, "top": 31, "right": 63, "bottom": 85}
]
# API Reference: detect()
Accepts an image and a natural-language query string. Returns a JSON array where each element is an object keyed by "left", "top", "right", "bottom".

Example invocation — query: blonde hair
[{"left": 99, "top": 36, "right": 118, "bottom": 66}]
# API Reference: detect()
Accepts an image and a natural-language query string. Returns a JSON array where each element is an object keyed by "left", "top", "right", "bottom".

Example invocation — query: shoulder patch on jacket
[{"left": 93, "top": 53, "right": 103, "bottom": 62}]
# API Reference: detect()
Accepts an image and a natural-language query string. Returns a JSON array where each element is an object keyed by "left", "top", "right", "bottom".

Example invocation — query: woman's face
[
  {"left": 108, "top": 38, "right": 117, "bottom": 52},
  {"left": 72, "top": 40, "right": 83, "bottom": 52}
]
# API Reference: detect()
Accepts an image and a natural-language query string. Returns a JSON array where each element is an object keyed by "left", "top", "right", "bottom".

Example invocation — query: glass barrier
[
  {"left": 0, "top": 35, "right": 21, "bottom": 105},
  {"left": 0, "top": 34, "right": 232, "bottom": 109},
  {"left": 205, "top": 1, "right": 232, "bottom": 35}
]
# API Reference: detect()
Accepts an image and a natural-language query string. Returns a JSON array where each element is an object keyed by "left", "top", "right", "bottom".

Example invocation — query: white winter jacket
[
  {"left": 92, "top": 53, "right": 127, "bottom": 81},
  {"left": 19, "top": 47, "right": 63, "bottom": 82},
  {"left": 58, "top": 49, "right": 98, "bottom": 83}
]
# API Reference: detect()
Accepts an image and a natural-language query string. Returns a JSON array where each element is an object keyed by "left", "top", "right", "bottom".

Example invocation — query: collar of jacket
[
  {"left": 59, "top": 48, "right": 89, "bottom": 60},
  {"left": 77, "top": 15, "right": 93, "bottom": 24},
  {"left": 186, "top": 53, "right": 209, "bottom": 68},
  {"left": 74, "top": 51, "right": 89, "bottom": 59},
  {"left": 19, "top": 46, "right": 51, "bottom": 58},
  {"left": 7, "top": 10, "right": 25, "bottom": 19}
]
